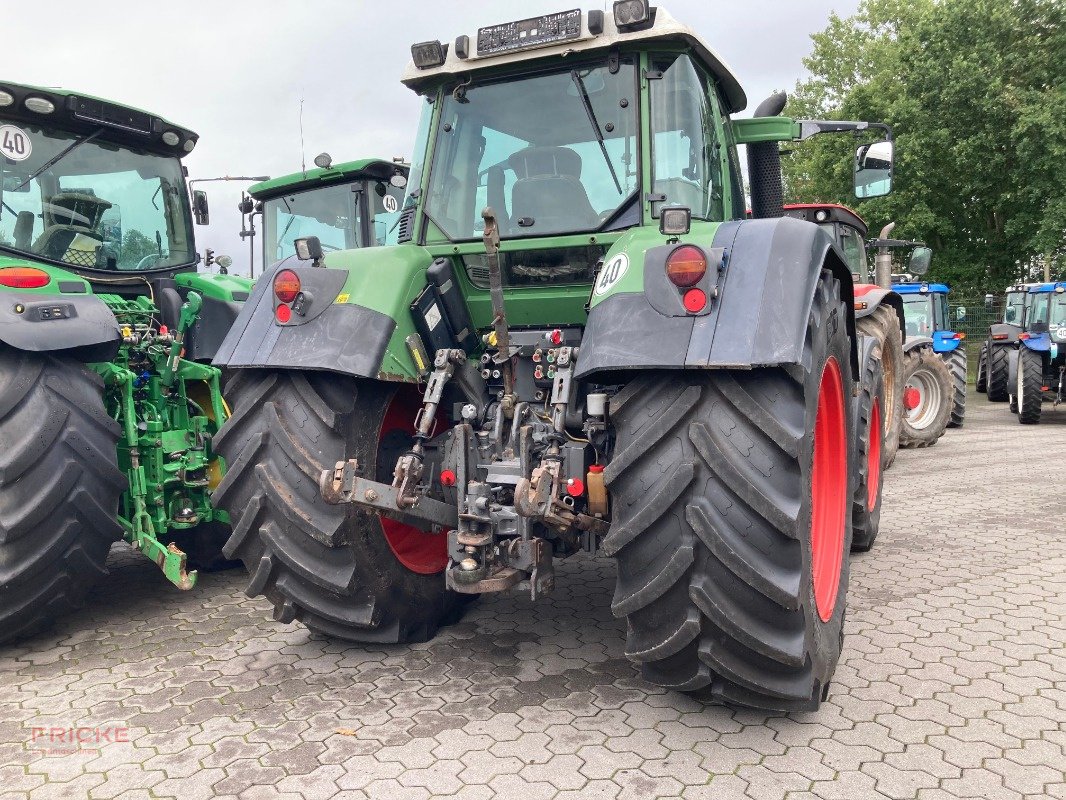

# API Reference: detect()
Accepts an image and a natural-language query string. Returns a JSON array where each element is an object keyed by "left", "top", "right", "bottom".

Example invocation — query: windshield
[
  {"left": 901, "top": 293, "right": 935, "bottom": 336},
  {"left": 424, "top": 59, "right": 638, "bottom": 240},
  {"left": 0, "top": 118, "right": 193, "bottom": 271},
  {"left": 650, "top": 54, "right": 723, "bottom": 221},
  {"left": 263, "top": 182, "right": 362, "bottom": 262},
  {"left": 1003, "top": 291, "right": 1026, "bottom": 324}
]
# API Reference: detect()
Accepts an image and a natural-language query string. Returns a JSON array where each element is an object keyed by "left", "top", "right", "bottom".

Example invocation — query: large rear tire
[
  {"left": 1017, "top": 348, "right": 1043, "bottom": 425},
  {"left": 212, "top": 370, "right": 466, "bottom": 643},
  {"left": 856, "top": 305, "right": 903, "bottom": 469},
  {"left": 851, "top": 349, "right": 885, "bottom": 553},
  {"left": 604, "top": 271, "right": 852, "bottom": 712},
  {"left": 987, "top": 344, "right": 1010, "bottom": 402},
  {"left": 899, "top": 347, "right": 953, "bottom": 448},
  {"left": 945, "top": 345, "right": 967, "bottom": 428},
  {"left": 0, "top": 350, "right": 125, "bottom": 644}
]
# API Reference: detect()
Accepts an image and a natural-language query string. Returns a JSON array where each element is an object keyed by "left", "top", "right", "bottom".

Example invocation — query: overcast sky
[{"left": 6, "top": 0, "right": 860, "bottom": 276}]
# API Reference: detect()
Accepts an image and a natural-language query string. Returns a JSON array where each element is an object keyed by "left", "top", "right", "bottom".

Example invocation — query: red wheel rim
[
  {"left": 377, "top": 390, "right": 449, "bottom": 575},
  {"left": 811, "top": 356, "right": 846, "bottom": 623},
  {"left": 867, "top": 397, "right": 882, "bottom": 512}
]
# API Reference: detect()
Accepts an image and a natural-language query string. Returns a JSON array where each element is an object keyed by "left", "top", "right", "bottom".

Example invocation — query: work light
[
  {"left": 614, "top": 0, "right": 650, "bottom": 28},
  {"left": 659, "top": 207, "right": 691, "bottom": 236},
  {"left": 411, "top": 40, "right": 446, "bottom": 69}
]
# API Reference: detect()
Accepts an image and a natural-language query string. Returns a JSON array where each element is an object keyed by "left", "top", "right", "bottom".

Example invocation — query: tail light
[
  {"left": 665, "top": 245, "right": 707, "bottom": 287},
  {"left": 991, "top": 333, "right": 1008, "bottom": 340},
  {"left": 273, "top": 269, "right": 301, "bottom": 303},
  {"left": 952, "top": 332, "right": 966, "bottom": 340},
  {"left": 1019, "top": 333, "right": 1030, "bottom": 340},
  {"left": 0, "top": 267, "right": 50, "bottom": 289}
]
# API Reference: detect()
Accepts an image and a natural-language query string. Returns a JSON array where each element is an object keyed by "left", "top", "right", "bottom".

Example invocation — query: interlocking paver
[{"left": 1, "top": 393, "right": 1064, "bottom": 800}]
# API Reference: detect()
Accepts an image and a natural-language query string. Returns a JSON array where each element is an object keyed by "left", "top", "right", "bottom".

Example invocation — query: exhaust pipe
[{"left": 747, "top": 92, "right": 787, "bottom": 220}]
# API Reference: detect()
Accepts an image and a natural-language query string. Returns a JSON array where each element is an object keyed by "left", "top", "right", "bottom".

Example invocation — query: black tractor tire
[
  {"left": 945, "top": 345, "right": 967, "bottom": 428},
  {"left": 212, "top": 369, "right": 467, "bottom": 643},
  {"left": 856, "top": 305, "right": 903, "bottom": 469},
  {"left": 851, "top": 351, "right": 885, "bottom": 553},
  {"left": 987, "top": 344, "right": 1010, "bottom": 402},
  {"left": 1017, "top": 347, "right": 1043, "bottom": 425},
  {"left": 899, "top": 347, "right": 953, "bottom": 448},
  {"left": 0, "top": 349, "right": 125, "bottom": 644},
  {"left": 975, "top": 341, "right": 988, "bottom": 393},
  {"left": 604, "top": 271, "right": 853, "bottom": 712}
]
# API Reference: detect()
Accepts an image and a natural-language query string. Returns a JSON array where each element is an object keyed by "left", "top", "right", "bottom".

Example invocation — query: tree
[{"left": 783, "top": 0, "right": 1066, "bottom": 293}]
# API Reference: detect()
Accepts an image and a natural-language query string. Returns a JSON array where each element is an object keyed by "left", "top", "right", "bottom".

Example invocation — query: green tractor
[
  {"left": 0, "top": 81, "right": 251, "bottom": 643},
  {"left": 211, "top": 4, "right": 897, "bottom": 711},
  {"left": 246, "top": 155, "right": 409, "bottom": 268}
]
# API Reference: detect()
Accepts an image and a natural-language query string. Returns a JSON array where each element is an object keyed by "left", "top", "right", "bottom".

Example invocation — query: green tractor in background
[
  {"left": 211, "top": 3, "right": 898, "bottom": 711},
  {"left": 244, "top": 154, "right": 409, "bottom": 270},
  {"left": 0, "top": 81, "right": 252, "bottom": 643}
]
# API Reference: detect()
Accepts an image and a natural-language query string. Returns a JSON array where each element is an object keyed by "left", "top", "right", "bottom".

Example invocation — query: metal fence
[{"left": 947, "top": 296, "right": 999, "bottom": 384}]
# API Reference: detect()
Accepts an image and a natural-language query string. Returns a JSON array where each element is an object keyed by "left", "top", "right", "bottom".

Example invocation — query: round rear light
[
  {"left": 665, "top": 245, "right": 707, "bottom": 287},
  {"left": 0, "top": 267, "right": 50, "bottom": 289},
  {"left": 273, "top": 269, "right": 301, "bottom": 303}
]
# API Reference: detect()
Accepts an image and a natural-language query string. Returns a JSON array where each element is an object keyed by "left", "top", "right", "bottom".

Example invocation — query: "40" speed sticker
[
  {"left": 0, "top": 125, "right": 32, "bottom": 163},
  {"left": 594, "top": 253, "right": 629, "bottom": 296}
]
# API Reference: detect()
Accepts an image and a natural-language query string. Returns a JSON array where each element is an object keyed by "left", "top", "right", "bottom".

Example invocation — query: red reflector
[
  {"left": 683, "top": 288, "right": 707, "bottom": 313},
  {"left": 666, "top": 245, "right": 707, "bottom": 287},
  {"left": 1019, "top": 333, "right": 1030, "bottom": 340},
  {"left": 440, "top": 469, "right": 456, "bottom": 487},
  {"left": 0, "top": 267, "right": 50, "bottom": 289},
  {"left": 275, "top": 303, "right": 292, "bottom": 323},
  {"left": 273, "top": 269, "right": 301, "bottom": 303},
  {"left": 954, "top": 332, "right": 966, "bottom": 340},
  {"left": 549, "top": 329, "right": 563, "bottom": 346},
  {"left": 566, "top": 478, "right": 585, "bottom": 497},
  {"left": 991, "top": 334, "right": 1008, "bottom": 340},
  {"left": 1042, "top": 386, "right": 1050, "bottom": 392}
]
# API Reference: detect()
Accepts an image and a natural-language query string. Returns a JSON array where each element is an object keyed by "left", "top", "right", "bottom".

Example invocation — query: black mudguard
[
  {"left": 856, "top": 287, "right": 906, "bottom": 346},
  {"left": 0, "top": 291, "right": 120, "bottom": 362},
  {"left": 212, "top": 259, "right": 396, "bottom": 377},
  {"left": 903, "top": 336, "right": 934, "bottom": 354},
  {"left": 576, "top": 217, "right": 857, "bottom": 380},
  {"left": 988, "top": 322, "right": 1021, "bottom": 346}
]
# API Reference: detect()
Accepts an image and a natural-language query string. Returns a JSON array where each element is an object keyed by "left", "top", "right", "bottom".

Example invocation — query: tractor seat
[{"left": 509, "top": 146, "right": 598, "bottom": 233}]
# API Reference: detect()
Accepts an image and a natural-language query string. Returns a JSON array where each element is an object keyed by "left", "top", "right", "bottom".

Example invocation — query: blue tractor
[
  {"left": 1011, "top": 282, "right": 1066, "bottom": 424},
  {"left": 893, "top": 281, "right": 965, "bottom": 440}
]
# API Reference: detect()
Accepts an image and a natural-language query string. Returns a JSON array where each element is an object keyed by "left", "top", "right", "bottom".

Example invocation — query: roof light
[
  {"left": 313, "top": 152, "right": 332, "bottom": 169},
  {"left": 1057, "top": 286, "right": 1065, "bottom": 293},
  {"left": 183, "top": 139, "right": 196, "bottom": 153},
  {"left": 0, "top": 267, "right": 50, "bottom": 289},
  {"left": 162, "top": 131, "right": 180, "bottom": 146},
  {"left": 666, "top": 245, "right": 707, "bottom": 287},
  {"left": 660, "top": 207, "right": 691, "bottom": 236},
  {"left": 24, "top": 96, "right": 55, "bottom": 114},
  {"left": 411, "top": 40, "right": 446, "bottom": 69},
  {"left": 613, "top": 0, "right": 650, "bottom": 28},
  {"left": 0, "top": 90, "right": 13, "bottom": 107},
  {"left": 815, "top": 209, "right": 829, "bottom": 222},
  {"left": 273, "top": 269, "right": 301, "bottom": 303}
]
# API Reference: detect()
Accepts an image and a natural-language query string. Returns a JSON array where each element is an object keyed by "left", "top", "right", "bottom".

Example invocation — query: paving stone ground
[{"left": 1, "top": 391, "right": 1064, "bottom": 800}]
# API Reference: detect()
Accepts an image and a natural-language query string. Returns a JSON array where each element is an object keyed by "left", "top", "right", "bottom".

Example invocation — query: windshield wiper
[
  {"left": 570, "top": 70, "right": 622, "bottom": 194},
  {"left": 13, "top": 128, "right": 106, "bottom": 193}
]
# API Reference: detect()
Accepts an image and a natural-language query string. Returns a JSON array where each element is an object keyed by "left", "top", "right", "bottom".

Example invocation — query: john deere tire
[
  {"left": 604, "top": 271, "right": 852, "bottom": 712},
  {"left": 851, "top": 350, "right": 885, "bottom": 553},
  {"left": 987, "top": 344, "right": 1010, "bottom": 402},
  {"left": 899, "top": 347, "right": 953, "bottom": 448},
  {"left": 0, "top": 349, "right": 125, "bottom": 644},
  {"left": 856, "top": 305, "right": 903, "bottom": 469},
  {"left": 975, "top": 341, "right": 988, "bottom": 393},
  {"left": 945, "top": 346, "right": 967, "bottom": 428},
  {"left": 212, "top": 370, "right": 467, "bottom": 643},
  {"left": 1017, "top": 348, "right": 1043, "bottom": 425}
]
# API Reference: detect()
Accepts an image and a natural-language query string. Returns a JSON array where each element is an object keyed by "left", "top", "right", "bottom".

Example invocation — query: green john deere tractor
[
  {"left": 211, "top": 3, "right": 897, "bottom": 711},
  {"left": 246, "top": 155, "right": 409, "bottom": 268},
  {"left": 0, "top": 81, "right": 251, "bottom": 643}
]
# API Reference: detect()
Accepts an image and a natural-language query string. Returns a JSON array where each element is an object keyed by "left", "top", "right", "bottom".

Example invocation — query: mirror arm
[{"left": 796, "top": 120, "right": 894, "bottom": 142}]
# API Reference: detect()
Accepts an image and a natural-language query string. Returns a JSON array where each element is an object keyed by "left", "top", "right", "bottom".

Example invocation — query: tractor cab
[
  {"left": 248, "top": 157, "right": 409, "bottom": 267},
  {"left": 783, "top": 204, "right": 870, "bottom": 282},
  {"left": 1013, "top": 282, "right": 1066, "bottom": 422},
  {"left": 1002, "top": 284, "right": 1036, "bottom": 326},
  {"left": 893, "top": 282, "right": 964, "bottom": 354},
  {"left": 1023, "top": 282, "right": 1066, "bottom": 341}
]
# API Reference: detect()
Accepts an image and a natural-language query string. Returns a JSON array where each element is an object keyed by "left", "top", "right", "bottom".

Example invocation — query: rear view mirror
[
  {"left": 854, "top": 139, "right": 894, "bottom": 199},
  {"left": 193, "top": 190, "right": 210, "bottom": 226},
  {"left": 956, "top": 306, "right": 967, "bottom": 321},
  {"left": 984, "top": 293, "right": 994, "bottom": 307},
  {"left": 908, "top": 245, "right": 932, "bottom": 276}
]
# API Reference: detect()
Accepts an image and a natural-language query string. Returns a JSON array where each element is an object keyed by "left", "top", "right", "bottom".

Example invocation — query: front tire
[
  {"left": 212, "top": 370, "right": 466, "bottom": 643},
  {"left": 1017, "top": 348, "right": 1043, "bottom": 425},
  {"left": 945, "top": 345, "right": 967, "bottom": 428},
  {"left": 605, "top": 271, "right": 852, "bottom": 712},
  {"left": 851, "top": 349, "right": 885, "bottom": 553},
  {"left": 0, "top": 350, "right": 125, "bottom": 644},
  {"left": 899, "top": 348, "right": 953, "bottom": 448}
]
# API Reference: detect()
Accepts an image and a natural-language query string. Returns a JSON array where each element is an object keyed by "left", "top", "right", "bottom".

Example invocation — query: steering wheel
[{"left": 136, "top": 254, "right": 162, "bottom": 270}]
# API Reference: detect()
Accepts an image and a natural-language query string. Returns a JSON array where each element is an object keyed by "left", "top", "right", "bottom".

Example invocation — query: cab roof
[
  {"left": 894, "top": 282, "right": 950, "bottom": 295},
  {"left": 0, "top": 79, "right": 198, "bottom": 157},
  {"left": 782, "top": 203, "right": 868, "bottom": 237},
  {"left": 249, "top": 159, "right": 406, "bottom": 201},
  {"left": 400, "top": 6, "right": 747, "bottom": 114},
  {"left": 1027, "top": 282, "right": 1066, "bottom": 294}
]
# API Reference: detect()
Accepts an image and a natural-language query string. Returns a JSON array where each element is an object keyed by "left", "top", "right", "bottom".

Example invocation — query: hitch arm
[{"left": 320, "top": 459, "right": 458, "bottom": 530}]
